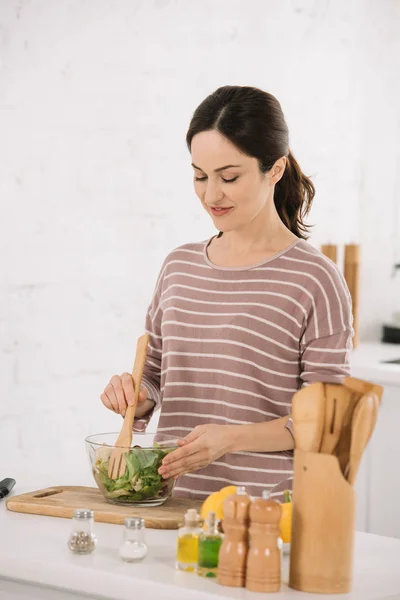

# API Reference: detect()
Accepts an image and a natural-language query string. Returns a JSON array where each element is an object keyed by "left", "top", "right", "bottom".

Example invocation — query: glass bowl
[{"left": 85, "top": 432, "right": 180, "bottom": 506}]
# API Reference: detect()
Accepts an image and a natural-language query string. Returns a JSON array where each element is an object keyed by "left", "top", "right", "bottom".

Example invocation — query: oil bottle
[
  {"left": 176, "top": 508, "right": 202, "bottom": 572},
  {"left": 197, "top": 511, "right": 223, "bottom": 578}
]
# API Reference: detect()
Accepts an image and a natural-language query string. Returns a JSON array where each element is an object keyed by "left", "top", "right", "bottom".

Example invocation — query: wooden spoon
[
  {"left": 292, "top": 382, "right": 325, "bottom": 453},
  {"left": 319, "top": 384, "right": 353, "bottom": 455},
  {"left": 346, "top": 392, "right": 379, "bottom": 485},
  {"left": 344, "top": 376, "right": 383, "bottom": 404},
  {"left": 108, "top": 334, "right": 150, "bottom": 479}
]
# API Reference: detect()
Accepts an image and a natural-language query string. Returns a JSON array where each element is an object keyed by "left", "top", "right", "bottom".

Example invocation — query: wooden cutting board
[{"left": 6, "top": 486, "right": 202, "bottom": 530}]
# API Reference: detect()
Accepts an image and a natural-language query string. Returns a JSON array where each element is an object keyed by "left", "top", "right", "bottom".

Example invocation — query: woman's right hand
[{"left": 100, "top": 373, "right": 150, "bottom": 418}]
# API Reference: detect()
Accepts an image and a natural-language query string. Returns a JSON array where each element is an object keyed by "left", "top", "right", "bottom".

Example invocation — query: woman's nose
[{"left": 204, "top": 182, "right": 223, "bottom": 204}]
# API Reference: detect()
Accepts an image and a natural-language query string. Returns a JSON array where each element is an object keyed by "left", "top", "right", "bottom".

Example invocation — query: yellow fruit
[
  {"left": 280, "top": 501, "right": 292, "bottom": 543},
  {"left": 200, "top": 485, "right": 237, "bottom": 520}
]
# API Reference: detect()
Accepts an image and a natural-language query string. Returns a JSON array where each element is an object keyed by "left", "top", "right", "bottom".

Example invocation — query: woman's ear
[{"left": 270, "top": 156, "right": 287, "bottom": 184}]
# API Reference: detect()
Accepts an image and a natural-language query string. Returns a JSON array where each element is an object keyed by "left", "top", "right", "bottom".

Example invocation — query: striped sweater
[{"left": 138, "top": 237, "right": 353, "bottom": 500}]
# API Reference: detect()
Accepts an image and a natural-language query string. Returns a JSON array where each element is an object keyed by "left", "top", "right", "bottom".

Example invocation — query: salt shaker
[
  {"left": 119, "top": 517, "right": 147, "bottom": 562},
  {"left": 67, "top": 508, "right": 97, "bottom": 554},
  {"left": 246, "top": 490, "right": 282, "bottom": 592}
]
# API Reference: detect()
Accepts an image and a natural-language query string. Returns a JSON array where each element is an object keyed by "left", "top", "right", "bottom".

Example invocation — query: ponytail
[{"left": 274, "top": 151, "right": 315, "bottom": 239}]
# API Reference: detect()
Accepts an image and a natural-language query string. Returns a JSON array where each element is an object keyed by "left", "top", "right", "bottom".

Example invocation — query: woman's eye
[{"left": 194, "top": 176, "right": 238, "bottom": 183}]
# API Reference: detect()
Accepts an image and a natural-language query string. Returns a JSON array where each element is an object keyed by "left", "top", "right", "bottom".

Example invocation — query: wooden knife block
[{"left": 289, "top": 450, "right": 355, "bottom": 594}]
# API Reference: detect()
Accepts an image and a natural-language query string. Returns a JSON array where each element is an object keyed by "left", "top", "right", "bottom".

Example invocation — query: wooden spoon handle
[
  {"left": 122, "top": 333, "right": 150, "bottom": 432},
  {"left": 347, "top": 393, "right": 379, "bottom": 486}
]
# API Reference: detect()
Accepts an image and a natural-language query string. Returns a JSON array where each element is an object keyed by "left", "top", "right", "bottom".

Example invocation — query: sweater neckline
[{"left": 203, "top": 236, "right": 302, "bottom": 271}]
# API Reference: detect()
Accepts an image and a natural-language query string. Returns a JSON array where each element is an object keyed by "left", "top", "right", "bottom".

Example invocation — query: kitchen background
[{"left": 1, "top": 0, "right": 400, "bottom": 530}]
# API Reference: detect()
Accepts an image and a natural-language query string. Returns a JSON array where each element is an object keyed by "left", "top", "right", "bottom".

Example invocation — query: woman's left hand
[{"left": 158, "top": 424, "right": 236, "bottom": 479}]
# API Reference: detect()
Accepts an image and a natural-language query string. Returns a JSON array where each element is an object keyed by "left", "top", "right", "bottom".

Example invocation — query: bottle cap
[
  {"left": 207, "top": 511, "right": 217, "bottom": 526},
  {"left": 237, "top": 486, "right": 247, "bottom": 496},
  {"left": 262, "top": 490, "right": 271, "bottom": 499},
  {"left": 124, "top": 517, "right": 145, "bottom": 529},
  {"left": 73, "top": 508, "right": 94, "bottom": 520},
  {"left": 185, "top": 508, "right": 200, "bottom": 526}
]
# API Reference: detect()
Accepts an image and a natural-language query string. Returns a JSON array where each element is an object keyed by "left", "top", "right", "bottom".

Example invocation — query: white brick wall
[{"left": 1, "top": 0, "right": 399, "bottom": 478}]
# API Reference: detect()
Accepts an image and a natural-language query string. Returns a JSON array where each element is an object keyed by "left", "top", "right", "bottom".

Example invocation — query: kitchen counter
[
  {"left": 2, "top": 341, "right": 400, "bottom": 599},
  {"left": 351, "top": 342, "right": 400, "bottom": 386},
  {"left": 2, "top": 482, "right": 400, "bottom": 600}
]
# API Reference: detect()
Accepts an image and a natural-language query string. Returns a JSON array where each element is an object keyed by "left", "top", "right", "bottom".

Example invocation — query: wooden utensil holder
[{"left": 289, "top": 450, "right": 355, "bottom": 594}]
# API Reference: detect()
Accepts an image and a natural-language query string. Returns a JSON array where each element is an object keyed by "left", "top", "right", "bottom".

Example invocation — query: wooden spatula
[
  {"left": 292, "top": 382, "right": 325, "bottom": 453},
  {"left": 107, "top": 334, "right": 150, "bottom": 480},
  {"left": 346, "top": 392, "right": 379, "bottom": 485},
  {"left": 319, "top": 384, "right": 353, "bottom": 455},
  {"left": 344, "top": 376, "right": 383, "bottom": 403}
]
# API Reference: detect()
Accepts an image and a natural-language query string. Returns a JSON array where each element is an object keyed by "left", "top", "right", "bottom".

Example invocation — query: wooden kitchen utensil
[
  {"left": 344, "top": 376, "right": 383, "bottom": 403},
  {"left": 344, "top": 244, "right": 360, "bottom": 348},
  {"left": 331, "top": 379, "right": 382, "bottom": 476},
  {"left": 292, "top": 382, "right": 325, "bottom": 453},
  {"left": 108, "top": 334, "right": 150, "bottom": 479},
  {"left": 346, "top": 392, "right": 379, "bottom": 485},
  {"left": 289, "top": 450, "right": 355, "bottom": 594},
  {"left": 6, "top": 486, "right": 201, "bottom": 529},
  {"left": 321, "top": 244, "right": 338, "bottom": 264},
  {"left": 319, "top": 384, "right": 353, "bottom": 455}
]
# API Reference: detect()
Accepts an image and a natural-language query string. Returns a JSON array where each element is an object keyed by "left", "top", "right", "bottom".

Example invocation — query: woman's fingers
[
  {"left": 101, "top": 383, "right": 120, "bottom": 413},
  {"left": 110, "top": 375, "right": 128, "bottom": 416},
  {"left": 162, "top": 457, "right": 208, "bottom": 479},
  {"left": 101, "top": 373, "right": 149, "bottom": 416},
  {"left": 120, "top": 373, "right": 135, "bottom": 408},
  {"left": 138, "top": 387, "right": 148, "bottom": 404}
]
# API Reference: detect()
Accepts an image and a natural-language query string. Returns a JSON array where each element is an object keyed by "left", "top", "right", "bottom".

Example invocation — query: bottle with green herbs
[
  {"left": 197, "top": 511, "right": 223, "bottom": 578},
  {"left": 176, "top": 509, "right": 202, "bottom": 572}
]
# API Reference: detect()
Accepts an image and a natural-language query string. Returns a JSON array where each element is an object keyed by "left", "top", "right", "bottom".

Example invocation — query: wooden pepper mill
[
  {"left": 217, "top": 486, "right": 250, "bottom": 587},
  {"left": 246, "top": 490, "right": 282, "bottom": 593}
]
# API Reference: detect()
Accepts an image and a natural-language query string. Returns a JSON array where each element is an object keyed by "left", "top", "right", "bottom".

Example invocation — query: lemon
[
  {"left": 280, "top": 501, "right": 292, "bottom": 543},
  {"left": 200, "top": 485, "right": 237, "bottom": 521}
]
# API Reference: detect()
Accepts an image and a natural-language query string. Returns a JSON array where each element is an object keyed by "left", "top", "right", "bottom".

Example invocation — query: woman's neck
[{"left": 217, "top": 206, "right": 297, "bottom": 258}]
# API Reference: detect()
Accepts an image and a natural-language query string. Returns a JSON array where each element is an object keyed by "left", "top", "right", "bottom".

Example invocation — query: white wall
[{"left": 1, "top": 0, "right": 399, "bottom": 479}]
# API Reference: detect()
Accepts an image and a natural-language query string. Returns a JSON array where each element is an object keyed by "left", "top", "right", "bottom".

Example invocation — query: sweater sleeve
[
  {"left": 133, "top": 259, "right": 166, "bottom": 431},
  {"left": 284, "top": 262, "right": 353, "bottom": 442},
  {"left": 300, "top": 263, "right": 354, "bottom": 386}
]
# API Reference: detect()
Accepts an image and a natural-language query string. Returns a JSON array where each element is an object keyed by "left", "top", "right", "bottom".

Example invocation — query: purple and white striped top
[{"left": 139, "top": 237, "right": 353, "bottom": 500}]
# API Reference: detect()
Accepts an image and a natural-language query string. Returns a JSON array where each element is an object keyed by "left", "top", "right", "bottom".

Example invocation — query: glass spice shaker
[
  {"left": 119, "top": 517, "right": 147, "bottom": 562},
  {"left": 67, "top": 508, "right": 97, "bottom": 554}
]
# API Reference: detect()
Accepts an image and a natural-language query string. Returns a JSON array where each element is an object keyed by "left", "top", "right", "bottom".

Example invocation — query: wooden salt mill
[
  {"left": 217, "top": 486, "right": 250, "bottom": 588},
  {"left": 246, "top": 490, "right": 282, "bottom": 593}
]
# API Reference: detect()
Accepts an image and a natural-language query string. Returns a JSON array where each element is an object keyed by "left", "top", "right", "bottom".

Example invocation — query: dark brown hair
[{"left": 186, "top": 86, "right": 315, "bottom": 239}]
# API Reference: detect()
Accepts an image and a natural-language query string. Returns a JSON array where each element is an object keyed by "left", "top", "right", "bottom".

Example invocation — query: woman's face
[{"left": 191, "top": 130, "right": 282, "bottom": 233}]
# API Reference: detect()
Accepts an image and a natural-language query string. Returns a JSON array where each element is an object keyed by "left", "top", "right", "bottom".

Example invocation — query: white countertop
[
  {"left": 2, "top": 479, "right": 400, "bottom": 600},
  {"left": 351, "top": 342, "right": 400, "bottom": 386},
  {"left": 2, "top": 341, "right": 400, "bottom": 599}
]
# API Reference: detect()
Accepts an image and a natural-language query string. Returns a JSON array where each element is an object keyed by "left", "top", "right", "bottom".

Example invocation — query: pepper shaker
[
  {"left": 67, "top": 508, "right": 97, "bottom": 554},
  {"left": 245, "top": 490, "right": 282, "bottom": 592},
  {"left": 217, "top": 486, "right": 251, "bottom": 587}
]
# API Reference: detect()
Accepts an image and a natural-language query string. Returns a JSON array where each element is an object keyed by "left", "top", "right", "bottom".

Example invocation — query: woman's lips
[{"left": 210, "top": 206, "right": 233, "bottom": 217}]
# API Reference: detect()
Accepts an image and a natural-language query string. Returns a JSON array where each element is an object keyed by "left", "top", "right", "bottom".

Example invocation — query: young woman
[{"left": 101, "top": 86, "right": 353, "bottom": 500}]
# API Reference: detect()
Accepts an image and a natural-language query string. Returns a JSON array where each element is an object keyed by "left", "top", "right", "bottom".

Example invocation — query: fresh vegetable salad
[{"left": 94, "top": 443, "right": 175, "bottom": 503}]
